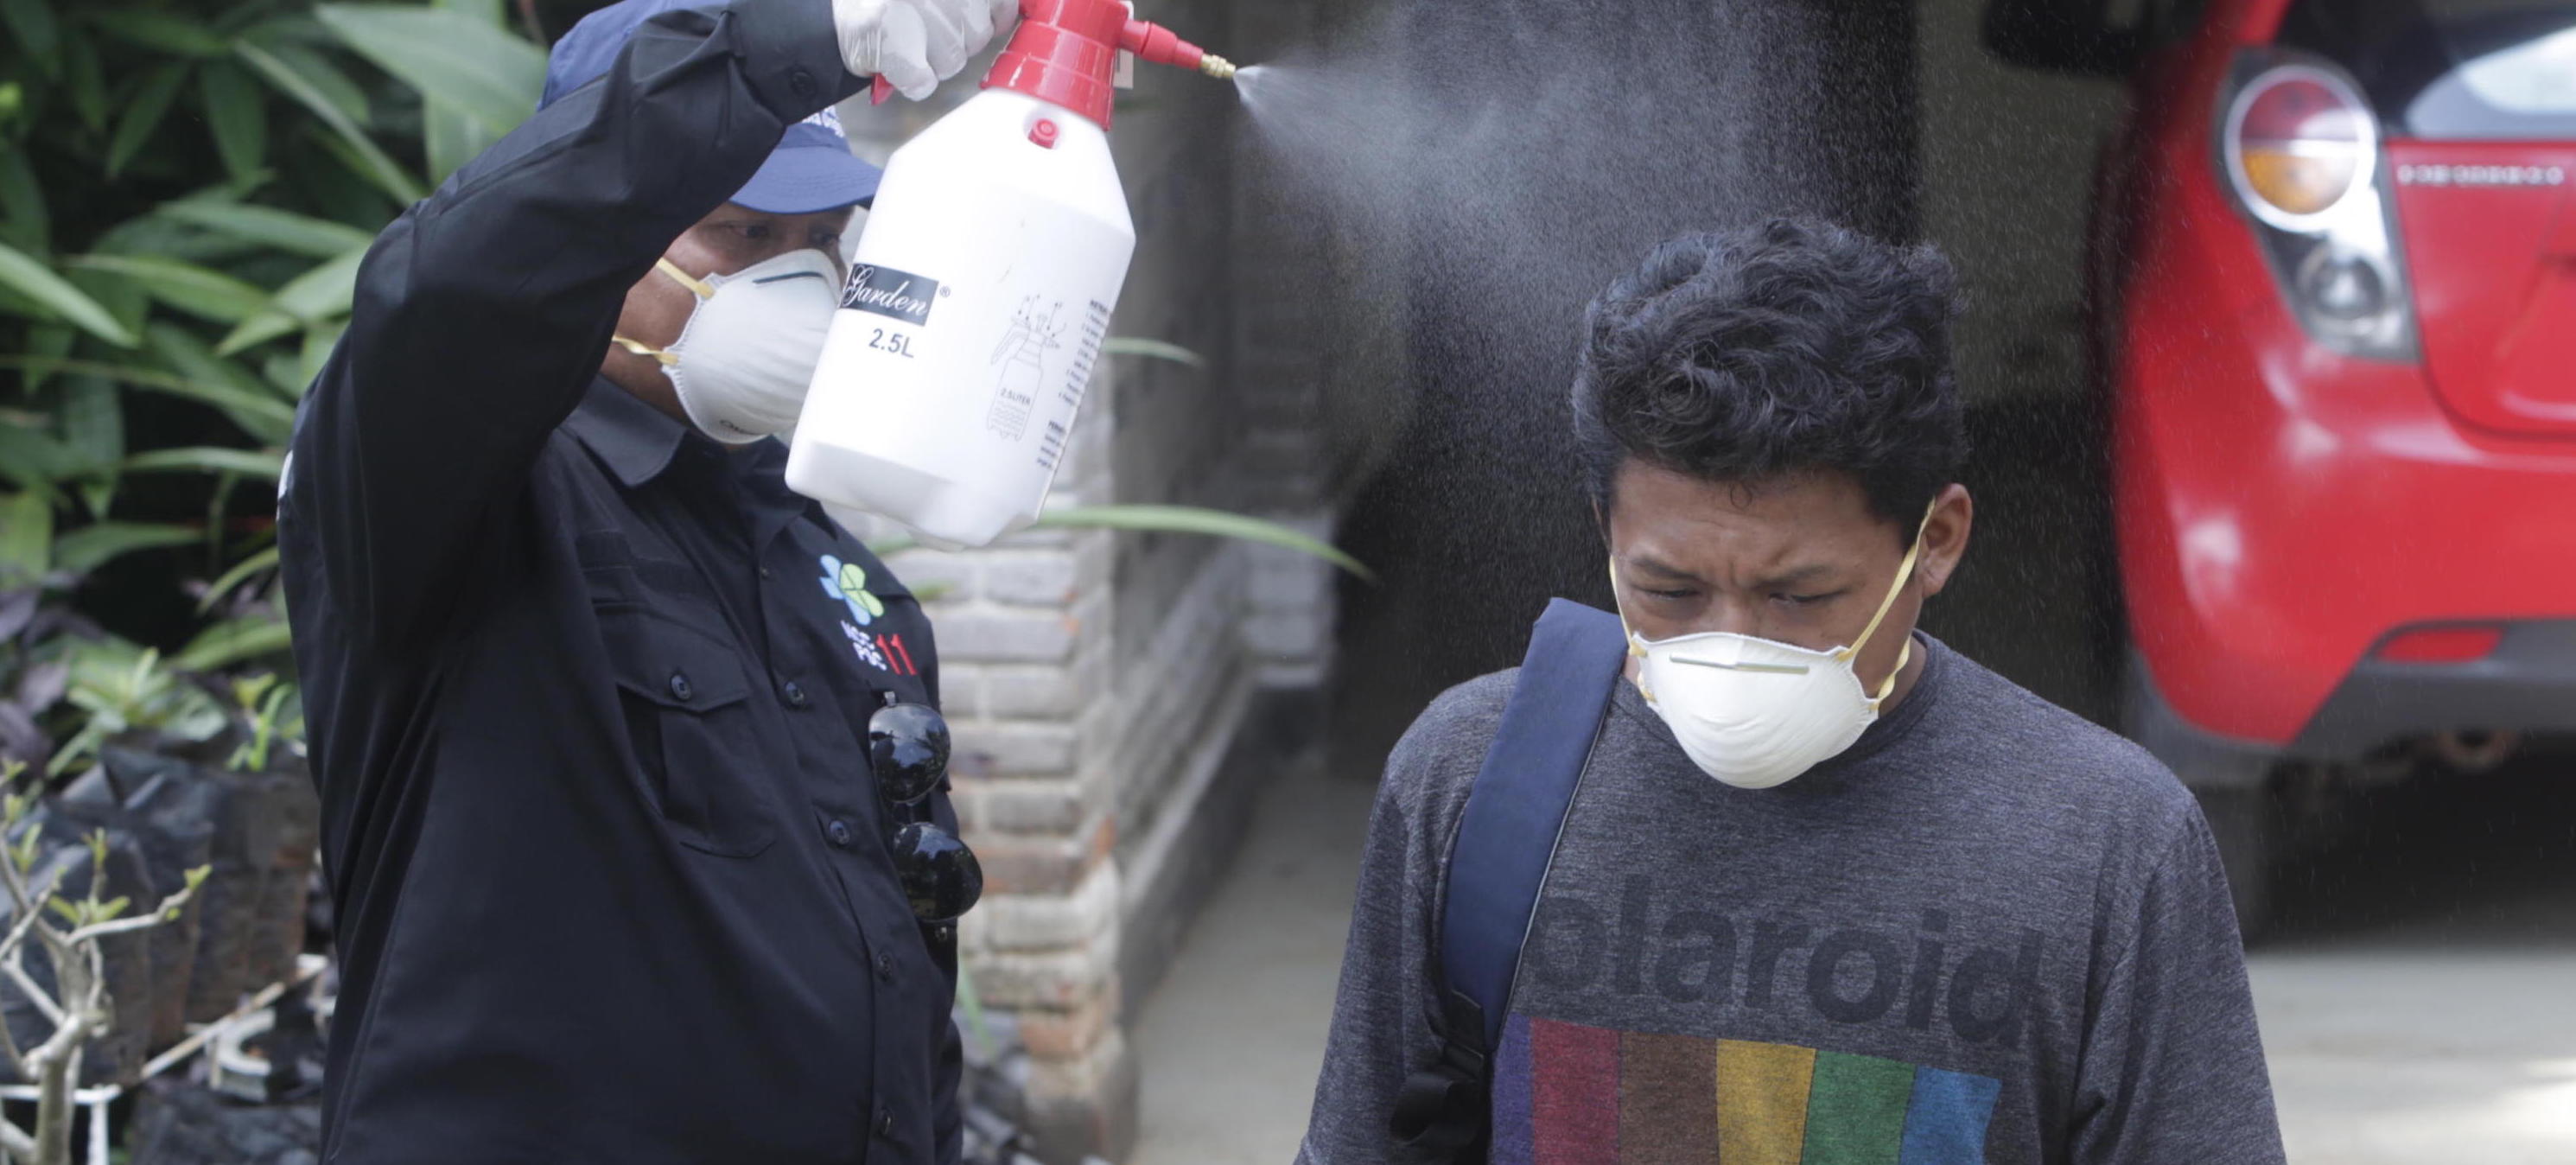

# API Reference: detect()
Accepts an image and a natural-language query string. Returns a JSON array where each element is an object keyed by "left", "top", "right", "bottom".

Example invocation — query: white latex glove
[{"left": 836, "top": 0, "right": 1021, "bottom": 101}]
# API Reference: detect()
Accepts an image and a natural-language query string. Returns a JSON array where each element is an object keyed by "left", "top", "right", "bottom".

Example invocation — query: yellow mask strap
[
  {"left": 655, "top": 257, "right": 717, "bottom": 300},
  {"left": 1607, "top": 561, "right": 1647, "bottom": 659},
  {"left": 1868, "top": 638, "right": 1914, "bottom": 706},
  {"left": 610, "top": 334, "right": 679, "bottom": 366},
  {"left": 1843, "top": 501, "right": 1940, "bottom": 702},
  {"left": 1606, "top": 561, "right": 1656, "bottom": 703},
  {"left": 607, "top": 258, "right": 718, "bottom": 365}
]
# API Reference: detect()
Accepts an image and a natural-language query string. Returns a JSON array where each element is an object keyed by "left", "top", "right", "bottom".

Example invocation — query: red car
[{"left": 1994, "top": 0, "right": 2576, "bottom": 933}]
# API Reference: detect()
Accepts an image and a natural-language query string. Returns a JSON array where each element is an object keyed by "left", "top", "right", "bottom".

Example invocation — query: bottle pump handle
[{"left": 863, "top": 0, "right": 1230, "bottom": 117}]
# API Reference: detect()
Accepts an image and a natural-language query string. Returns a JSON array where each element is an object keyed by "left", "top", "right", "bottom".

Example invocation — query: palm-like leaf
[
  {"left": 159, "top": 201, "right": 372, "bottom": 259},
  {"left": 232, "top": 40, "right": 423, "bottom": 205},
  {"left": 1103, "top": 337, "right": 1207, "bottom": 369},
  {"left": 0, "top": 240, "right": 136, "bottom": 347},
  {"left": 122, "top": 447, "right": 285, "bottom": 480},
  {"left": 1037, "top": 506, "right": 1371, "bottom": 580},
  {"left": 199, "top": 61, "right": 269, "bottom": 188},
  {"left": 51, "top": 522, "right": 198, "bottom": 576},
  {"left": 67, "top": 254, "right": 270, "bottom": 325},
  {"left": 0, "top": 492, "right": 51, "bottom": 586},
  {"left": 219, "top": 245, "right": 365, "bottom": 354},
  {"left": 315, "top": 4, "right": 544, "bottom": 139},
  {"left": 175, "top": 614, "right": 295, "bottom": 672},
  {"left": 198, "top": 544, "right": 281, "bottom": 613},
  {"left": 0, "top": 355, "right": 294, "bottom": 438},
  {"left": 873, "top": 505, "right": 1371, "bottom": 582}
]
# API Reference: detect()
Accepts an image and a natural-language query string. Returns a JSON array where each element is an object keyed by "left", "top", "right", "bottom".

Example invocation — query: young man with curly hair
[{"left": 1299, "top": 220, "right": 2284, "bottom": 1164}]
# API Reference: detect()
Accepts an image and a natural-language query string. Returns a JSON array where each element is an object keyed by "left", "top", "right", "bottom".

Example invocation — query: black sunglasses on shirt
[{"left": 868, "top": 697, "right": 983, "bottom": 924}]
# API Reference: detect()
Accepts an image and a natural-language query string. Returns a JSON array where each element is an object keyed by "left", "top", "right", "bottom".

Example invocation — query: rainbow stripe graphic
[{"left": 1489, "top": 1015, "right": 2001, "bottom": 1163}]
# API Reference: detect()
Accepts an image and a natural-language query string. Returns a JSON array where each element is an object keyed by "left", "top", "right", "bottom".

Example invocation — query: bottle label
[
  {"left": 841, "top": 264, "right": 943, "bottom": 326},
  {"left": 1009, "top": 298, "right": 1109, "bottom": 469}
]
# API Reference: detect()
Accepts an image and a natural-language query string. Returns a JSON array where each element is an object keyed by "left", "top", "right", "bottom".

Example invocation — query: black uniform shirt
[{"left": 276, "top": 3, "right": 962, "bottom": 1161}]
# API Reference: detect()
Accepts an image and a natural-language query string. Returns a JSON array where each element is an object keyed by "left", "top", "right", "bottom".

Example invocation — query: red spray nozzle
[
  {"left": 872, "top": 0, "right": 1232, "bottom": 124},
  {"left": 1120, "top": 20, "right": 1235, "bottom": 80}
]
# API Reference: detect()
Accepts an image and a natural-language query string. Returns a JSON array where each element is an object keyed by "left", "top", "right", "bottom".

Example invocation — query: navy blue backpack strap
[
  {"left": 1441, "top": 599, "right": 1627, "bottom": 1043},
  {"left": 1389, "top": 598, "right": 1627, "bottom": 1162}
]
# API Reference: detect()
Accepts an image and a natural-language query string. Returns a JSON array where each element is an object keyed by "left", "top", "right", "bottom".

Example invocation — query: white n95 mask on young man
[
  {"left": 614, "top": 250, "right": 841, "bottom": 444},
  {"left": 1617, "top": 509, "right": 1932, "bottom": 790}
]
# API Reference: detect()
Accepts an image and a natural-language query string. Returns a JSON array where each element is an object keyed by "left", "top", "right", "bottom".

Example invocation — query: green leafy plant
[
  {"left": 0, "top": 491, "right": 198, "bottom": 595},
  {"left": 1, "top": 0, "right": 543, "bottom": 701},
  {"left": 225, "top": 671, "right": 301, "bottom": 772},
  {"left": 47, "top": 642, "right": 226, "bottom": 777},
  {"left": 871, "top": 504, "right": 1375, "bottom": 582},
  {"left": 1102, "top": 336, "right": 1207, "bottom": 370}
]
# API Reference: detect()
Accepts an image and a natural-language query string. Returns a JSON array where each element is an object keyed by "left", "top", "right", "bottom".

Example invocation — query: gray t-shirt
[{"left": 1300, "top": 633, "right": 2284, "bottom": 1164}]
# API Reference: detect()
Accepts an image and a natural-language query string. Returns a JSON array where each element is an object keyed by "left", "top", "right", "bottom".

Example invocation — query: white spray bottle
[{"left": 787, "top": 0, "right": 1235, "bottom": 547}]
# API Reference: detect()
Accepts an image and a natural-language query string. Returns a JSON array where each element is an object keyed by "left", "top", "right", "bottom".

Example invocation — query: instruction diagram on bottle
[
  {"left": 987, "top": 296, "right": 1066, "bottom": 442},
  {"left": 1033, "top": 300, "right": 1110, "bottom": 474}
]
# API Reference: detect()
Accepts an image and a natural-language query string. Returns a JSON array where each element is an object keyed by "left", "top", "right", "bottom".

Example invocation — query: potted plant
[{"left": 0, "top": 761, "right": 204, "bottom": 1165}]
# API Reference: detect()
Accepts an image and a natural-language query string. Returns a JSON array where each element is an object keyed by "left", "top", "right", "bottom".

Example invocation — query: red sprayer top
[
  {"left": 872, "top": 0, "right": 1233, "bottom": 127},
  {"left": 986, "top": 0, "right": 1230, "bottom": 127}
]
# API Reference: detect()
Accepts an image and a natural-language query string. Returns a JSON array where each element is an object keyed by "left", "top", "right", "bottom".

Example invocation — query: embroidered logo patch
[
  {"left": 841, "top": 621, "right": 921, "bottom": 677},
  {"left": 818, "top": 554, "right": 887, "bottom": 626},
  {"left": 841, "top": 621, "right": 891, "bottom": 670}
]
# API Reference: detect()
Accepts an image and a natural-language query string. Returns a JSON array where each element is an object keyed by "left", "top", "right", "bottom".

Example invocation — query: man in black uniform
[{"left": 277, "top": 0, "right": 1009, "bottom": 1159}]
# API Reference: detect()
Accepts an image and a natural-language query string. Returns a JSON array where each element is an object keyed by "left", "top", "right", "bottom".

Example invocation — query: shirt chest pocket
[{"left": 599, "top": 607, "right": 779, "bottom": 859}]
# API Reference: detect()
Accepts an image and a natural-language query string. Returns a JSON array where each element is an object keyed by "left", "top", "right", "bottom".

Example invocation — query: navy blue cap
[{"left": 539, "top": 0, "right": 881, "bottom": 213}]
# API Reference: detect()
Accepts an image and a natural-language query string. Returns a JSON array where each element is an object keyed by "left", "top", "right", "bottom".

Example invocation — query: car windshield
[{"left": 2279, "top": 1, "right": 2576, "bottom": 140}]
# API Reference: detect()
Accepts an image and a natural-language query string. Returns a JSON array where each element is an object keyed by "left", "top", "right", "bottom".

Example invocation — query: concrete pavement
[
  {"left": 1127, "top": 759, "right": 1371, "bottom": 1165},
  {"left": 2252, "top": 952, "right": 2576, "bottom": 1163},
  {"left": 2248, "top": 765, "right": 2576, "bottom": 1164}
]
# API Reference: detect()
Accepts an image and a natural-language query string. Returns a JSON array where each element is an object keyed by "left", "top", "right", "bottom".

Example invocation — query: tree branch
[
  {"left": 0, "top": 953, "right": 30, "bottom": 1079},
  {"left": 0, "top": 837, "right": 38, "bottom": 920},
  {"left": 31, "top": 1039, "right": 74, "bottom": 1165},
  {"left": 22, "top": 996, "right": 92, "bottom": 1074},
  {"left": 0, "top": 1108, "right": 35, "bottom": 1160},
  {"left": 0, "top": 875, "right": 58, "bottom": 1080},
  {"left": 0, "top": 891, "right": 51, "bottom": 967},
  {"left": 61, "top": 882, "right": 200, "bottom": 946},
  {"left": 0, "top": 865, "right": 70, "bottom": 1053},
  {"left": 81, "top": 942, "right": 106, "bottom": 1028},
  {"left": 3, "top": 948, "right": 63, "bottom": 1031}
]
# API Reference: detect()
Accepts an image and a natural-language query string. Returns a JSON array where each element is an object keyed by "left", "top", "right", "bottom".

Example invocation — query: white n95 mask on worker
[
  {"left": 614, "top": 250, "right": 840, "bottom": 444},
  {"left": 1616, "top": 508, "right": 1933, "bottom": 790}
]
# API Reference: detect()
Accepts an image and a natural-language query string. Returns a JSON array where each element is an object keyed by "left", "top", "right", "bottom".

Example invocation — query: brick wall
[
  {"left": 834, "top": 0, "right": 1341, "bottom": 1153},
  {"left": 887, "top": 397, "right": 1140, "bottom": 1159}
]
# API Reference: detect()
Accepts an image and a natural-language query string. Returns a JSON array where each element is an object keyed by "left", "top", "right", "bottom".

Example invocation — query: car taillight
[
  {"left": 2219, "top": 58, "right": 2419, "bottom": 361},
  {"left": 2232, "top": 72, "right": 2369, "bottom": 220}
]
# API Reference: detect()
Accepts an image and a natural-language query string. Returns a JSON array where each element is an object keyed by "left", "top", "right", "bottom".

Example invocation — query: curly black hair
[{"left": 1570, "top": 218, "right": 1968, "bottom": 543}]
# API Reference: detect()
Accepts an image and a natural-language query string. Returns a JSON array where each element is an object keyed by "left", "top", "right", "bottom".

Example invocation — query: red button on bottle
[{"left": 1029, "top": 118, "right": 1060, "bottom": 149}]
